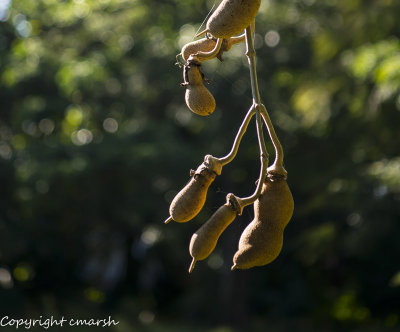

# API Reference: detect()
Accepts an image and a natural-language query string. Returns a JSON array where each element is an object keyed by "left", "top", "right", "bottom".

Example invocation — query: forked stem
[
  {"left": 232, "top": 26, "right": 270, "bottom": 208},
  {"left": 245, "top": 25, "right": 286, "bottom": 177},
  {"left": 245, "top": 26, "right": 268, "bottom": 160}
]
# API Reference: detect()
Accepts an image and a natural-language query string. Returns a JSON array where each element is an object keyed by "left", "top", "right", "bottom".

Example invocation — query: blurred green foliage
[{"left": 0, "top": 0, "right": 400, "bottom": 331}]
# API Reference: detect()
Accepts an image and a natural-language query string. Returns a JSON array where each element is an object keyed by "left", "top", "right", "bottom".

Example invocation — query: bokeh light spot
[
  {"left": 84, "top": 287, "right": 105, "bottom": 303},
  {"left": 71, "top": 129, "right": 93, "bottom": 145},
  {"left": 0, "top": 267, "right": 13, "bottom": 288},
  {"left": 265, "top": 30, "right": 280, "bottom": 47},
  {"left": 13, "top": 264, "right": 34, "bottom": 282},
  {"left": 141, "top": 227, "right": 161, "bottom": 246},
  {"left": 39, "top": 118, "right": 55, "bottom": 135},
  {"left": 103, "top": 118, "right": 119, "bottom": 133},
  {"left": 207, "top": 253, "right": 224, "bottom": 270},
  {"left": 66, "top": 106, "right": 83, "bottom": 127}
]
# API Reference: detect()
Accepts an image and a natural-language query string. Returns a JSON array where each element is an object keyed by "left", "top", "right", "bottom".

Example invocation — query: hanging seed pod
[
  {"left": 189, "top": 194, "right": 241, "bottom": 273},
  {"left": 166, "top": 158, "right": 218, "bottom": 224},
  {"left": 182, "top": 62, "right": 216, "bottom": 116},
  {"left": 199, "top": 0, "right": 261, "bottom": 39},
  {"left": 181, "top": 35, "right": 245, "bottom": 63},
  {"left": 181, "top": 37, "right": 218, "bottom": 62},
  {"left": 232, "top": 173, "right": 294, "bottom": 270}
]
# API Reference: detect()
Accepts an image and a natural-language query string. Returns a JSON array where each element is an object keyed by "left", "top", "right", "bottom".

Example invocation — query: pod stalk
[
  {"left": 216, "top": 105, "right": 256, "bottom": 166},
  {"left": 227, "top": 33, "right": 246, "bottom": 46},
  {"left": 235, "top": 152, "right": 268, "bottom": 209},
  {"left": 258, "top": 104, "right": 287, "bottom": 177},
  {"left": 188, "top": 38, "right": 223, "bottom": 63}
]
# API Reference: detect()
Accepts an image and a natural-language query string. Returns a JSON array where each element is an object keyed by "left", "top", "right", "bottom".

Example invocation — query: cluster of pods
[{"left": 165, "top": 0, "right": 294, "bottom": 273}]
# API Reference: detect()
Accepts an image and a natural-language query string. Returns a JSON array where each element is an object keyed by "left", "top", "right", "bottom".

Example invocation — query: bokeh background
[{"left": 1, "top": 0, "right": 400, "bottom": 331}]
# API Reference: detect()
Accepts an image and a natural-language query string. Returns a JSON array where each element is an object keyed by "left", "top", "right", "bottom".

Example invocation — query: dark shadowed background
[{"left": 0, "top": 0, "right": 399, "bottom": 331}]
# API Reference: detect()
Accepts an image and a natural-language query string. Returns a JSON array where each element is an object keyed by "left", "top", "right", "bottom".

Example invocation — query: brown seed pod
[
  {"left": 167, "top": 160, "right": 217, "bottom": 224},
  {"left": 203, "top": 0, "right": 261, "bottom": 39},
  {"left": 181, "top": 37, "right": 218, "bottom": 62},
  {"left": 181, "top": 35, "right": 245, "bottom": 63},
  {"left": 183, "top": 62, "right": 216, "bottom": 116},
  {"left": 189, "top": 194, "right": 240, "bottom": 273},
  {"left": 232, "top": 174, "right": 294, "bottom": 270}
]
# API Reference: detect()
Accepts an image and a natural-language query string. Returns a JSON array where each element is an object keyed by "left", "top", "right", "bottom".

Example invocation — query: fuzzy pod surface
[
  {"left": 206, "top": 0, "right": 261, "bottom": 38},
  {"left": 184, "top": 63, "right": 216, "bottom": 116},
  {"left": 189, "top": 198, "right": 237, "bottom": 272},
  {"left": 169, "top": 163, "right": 216, "bottom": 223},
  {"left": 232, "top": 175, "right": 294, "bottom": 269}
]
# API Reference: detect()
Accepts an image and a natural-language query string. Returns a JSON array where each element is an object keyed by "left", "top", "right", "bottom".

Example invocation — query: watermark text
[{"left": 0, "top": 316, "right": 119, "bottom": 329}]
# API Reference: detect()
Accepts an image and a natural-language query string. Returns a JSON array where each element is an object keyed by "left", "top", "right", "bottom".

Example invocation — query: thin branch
[
  {"left": 245, "top": 27, "right": 261, "bottom": 105},
  {"left": 216, "top": 105, "right": 256, "bottom": 166}
]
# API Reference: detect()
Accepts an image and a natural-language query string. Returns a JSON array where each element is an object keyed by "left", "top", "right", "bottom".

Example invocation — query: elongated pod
[
  {"left": 205, "top": 0, "right": 261, "bottom": 39},
  {"left": 166, "top": 156, "right": 223, "bottom": 224},
  {"left": 189, "top": 194, "right": 240, "bottom": 272},
  {"left": 232, "top": 173, "right": 294, "bottom": 269},
  {"left": 183, "top": 62, "right": 216, "bottom": 116}
]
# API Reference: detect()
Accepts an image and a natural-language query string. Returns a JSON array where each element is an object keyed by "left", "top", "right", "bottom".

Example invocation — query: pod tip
[
  {"left": 164, "top": 216, "right": 173, "bottom": 224},
  {"left": 188, "top": 258, "right": 197, "bottom": 273},
  {"left": 231, "top": 264, "right": 237, "bottom": 271},
  {"left": 195, "top": 29, "right": 208, "bottom": 38}
]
